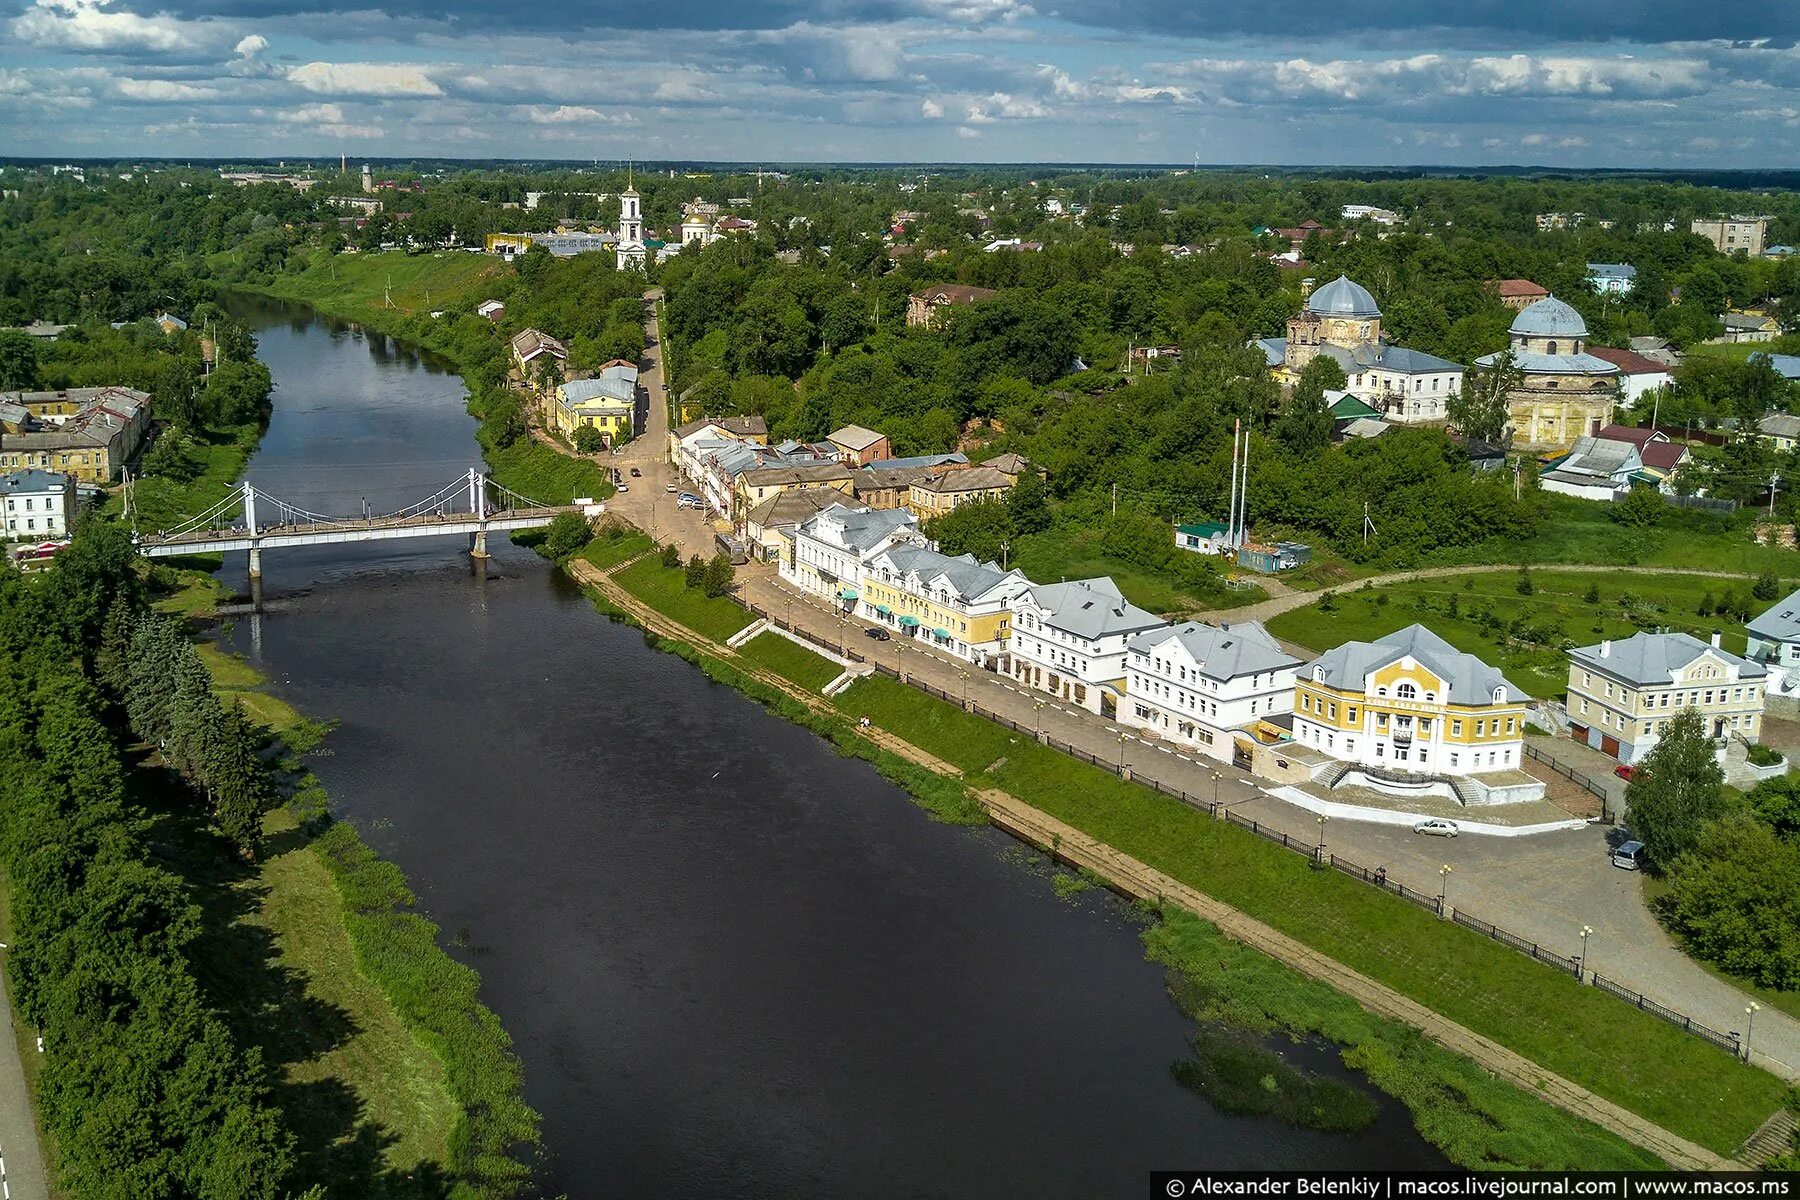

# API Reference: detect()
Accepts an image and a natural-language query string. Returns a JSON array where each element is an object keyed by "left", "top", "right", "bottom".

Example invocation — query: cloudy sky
[{"left": 1, "top": 0, "right": 1797, "bottom": 164}]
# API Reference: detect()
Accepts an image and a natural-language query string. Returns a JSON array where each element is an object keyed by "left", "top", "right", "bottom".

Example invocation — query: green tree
[
  {"left": 925, "top": 498, "right": 1014, "bottom": 563},
  {"left": 1276, "top": 356, "right": 1345, "bottom": 456},
  {"left": 1754, "top": 569, "right": 1782, "bottom": 602},
  {"left": 539, "top": 511, "right": 592, "bottom": 559},
  {"left": 1661, "top": 812, "right": 1800, "bottom": 988},
  {"left": 0, "top": 328, "right": 42, "bottom": 390},
  {"left": 1448, "top": 348, "right": 1521, "bottom": 445},
  {"left": 571, "top": 425, "right": 605, "bottom": 455},
  {"left": 1624, "top": 708, "right": 1729, "bottom": 868},
  {"left": 660, "top": 543, "right": 682, "bottom": 568},
  {"left": 685, "top": 553, "right": 706, "bottom": 589},
  {"left": 1005, "top": 467, "right": 1051, "bottom": 535},
  {"left": 1607, "top": 485, "right": 1664, "bottom": 528},
  {"left": 702, "top": 553, "right": 735, "bottom": 598}
]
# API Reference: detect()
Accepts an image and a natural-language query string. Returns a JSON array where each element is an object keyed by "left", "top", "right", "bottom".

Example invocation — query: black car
[
  {"left": 630, "top": 467, "right": 641, "bottom": 478},
  {"left": 864, "top": 626, "right": 891, "bottom": 641}
]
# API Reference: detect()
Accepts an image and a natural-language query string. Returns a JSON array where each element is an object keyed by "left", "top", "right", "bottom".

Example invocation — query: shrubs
[{"left": 538, "top": 511, "right": 593, "bottom": 560}]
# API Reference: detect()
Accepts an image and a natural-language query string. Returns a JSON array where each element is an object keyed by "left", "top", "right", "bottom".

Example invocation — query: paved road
[
  {"left": 603, "top": 289, "right": 1800, "bottom": 1083},
  {"left": 0, "top": 960, "right": 49, "bottom": 1199}
]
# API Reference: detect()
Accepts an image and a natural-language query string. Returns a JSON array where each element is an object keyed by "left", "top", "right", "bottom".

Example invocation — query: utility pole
[{"left": 1111, "top": 482, "right": 1118, "bottom": 517}]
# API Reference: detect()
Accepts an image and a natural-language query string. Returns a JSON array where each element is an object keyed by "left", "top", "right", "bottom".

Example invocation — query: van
[{"left": 1611, "top": 840, "right": 1646, "bottom": 871}]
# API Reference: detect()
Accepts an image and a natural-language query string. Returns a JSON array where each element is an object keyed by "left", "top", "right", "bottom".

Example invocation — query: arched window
[
  {"left": 1493, "top": 687, "right": 1506, "bottom": 703},
  {"left": 1397, "top": 683, "right": 1417, "bottom": 699},
  {"left": 1547, "top": 340, "right": 1559, "bottom": 356}
]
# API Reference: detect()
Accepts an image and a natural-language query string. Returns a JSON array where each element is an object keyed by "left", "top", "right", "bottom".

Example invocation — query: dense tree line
[
  {"left": 0, "top": 523, "right": 295, "bottom": 1196},
  {"left": 1623, "top": 710, "right": 1800, "bottom": 991}
]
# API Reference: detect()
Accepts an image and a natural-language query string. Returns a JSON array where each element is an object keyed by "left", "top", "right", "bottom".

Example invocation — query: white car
[{"left": 1413, "top": 818, "right": 1459, "bottom": 838}]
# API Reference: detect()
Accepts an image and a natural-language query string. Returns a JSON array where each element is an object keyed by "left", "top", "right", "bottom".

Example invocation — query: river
[{"left": 220, "top": 294, "right": 1442, "bottom": 1196}]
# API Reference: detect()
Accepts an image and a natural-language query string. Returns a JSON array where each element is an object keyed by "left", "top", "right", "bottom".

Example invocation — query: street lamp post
[
  {"left": 1579, "top": 925, "right": 1594, "bottom": 983},
  {"left": 959, "top": 668, "right": 970, "bottom": 708},
  {"left": 1210, "top": 771, "right": 1221, "bottom": 812},
  {"left": 1117, "top": 730, "right": 1129, "bottom": 772},
  {"left": 1034, "top": 698, "right": 1047, "bottom": 738},
  {"left": 1746, "top": 1002, "right": 1761, "bottom": 1063},
  {"left": 1437, "top": 864, "right": 1453, "bottom": 916},
  {"left": 1315, "top": 814, "right": 1329, "bottom": 865}
]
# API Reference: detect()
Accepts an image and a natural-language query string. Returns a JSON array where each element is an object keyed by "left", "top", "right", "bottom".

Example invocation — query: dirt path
[{"left": 565, "top": 556, "right": 1740, "bottom": 1171}]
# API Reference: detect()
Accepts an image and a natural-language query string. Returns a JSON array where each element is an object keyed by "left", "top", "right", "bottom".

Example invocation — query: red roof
[
  {"left": 1490, "top": 278, "right": 1548, "bottom": 298},
  {"left": 1588, "top": 347, "right": 1670, "bottom": 376},
  {"left": 1597, "top": 424, "right": 1688, "bottom": 470}
]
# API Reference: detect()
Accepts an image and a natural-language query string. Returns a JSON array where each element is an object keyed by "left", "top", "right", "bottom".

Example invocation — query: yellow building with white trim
[{"left": 1293, "top": 624, "right": 1530, "bottom": 777}]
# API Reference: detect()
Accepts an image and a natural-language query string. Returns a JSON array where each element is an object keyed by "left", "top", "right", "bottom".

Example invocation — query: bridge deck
[{"left": 139, "top": 507, "right": 575, "bottom": 557}]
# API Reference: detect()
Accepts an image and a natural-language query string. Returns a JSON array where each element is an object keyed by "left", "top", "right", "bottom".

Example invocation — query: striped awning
[{"left": 898, "top": 615, "right": 921, "bottom": 627}]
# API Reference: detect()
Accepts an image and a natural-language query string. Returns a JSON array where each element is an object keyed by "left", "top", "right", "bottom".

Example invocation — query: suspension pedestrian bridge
[{"left": 135, "top": 468, "right": 586, "bottom": 577}]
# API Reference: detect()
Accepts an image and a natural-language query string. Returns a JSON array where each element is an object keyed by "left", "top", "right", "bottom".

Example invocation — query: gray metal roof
[
  {"left": 1306, "top": 623, "right": 1529, "bottom": 704},
  {"left": 1477, "top": 348, "right": 1618, "bottom": 376},
  {"left": 1749, "top": 589, "right": 1800, "bottom": 644},
  {"left": 1369, "top": 344, "right": 1462, "bottom": 373},
  {"left": 1568, "top": 631, "right": 1765, "bottom": 685},
  {"left": 802, "top": 502, "right": 919, "bottom": 553},
  {"left": 1754, "top": 353, "right": 1800, "bottom": 381},
  {"left": 866, "top": 452, "right": 967, "bottom": 471},
  {"left": 1019, "top": 577, "right": 1164, "bottom": 640},
  {"left": 1306, "top": 275, "right": 1381, "bottom": 318},
  {"left": 1758, "top": 413, "right": 1800, "bottom": 438},
  {"left": 1254, "top": 337, "right": 1287, "bottom": 367},
  {"left": 1586, "top": 263, "right": 1638, "bottom": 280},
  {"left": 1130, "top": 619, "right": 1299, "bottom": 682},
  {"left": 1510, "top": 296, "right": 1589, "bottom": 337},
  {"left": 1556, "top": 436, "right": 1639, "bottom": 479},
  {"left": 0, "top": 469, "right": 71, "bottom": 494},
  {"left": 873, "top": 543, "right": 1023, "bottom": 604},
  {"left": 558, "top": 375, "right": 636, "bottom": 405}
]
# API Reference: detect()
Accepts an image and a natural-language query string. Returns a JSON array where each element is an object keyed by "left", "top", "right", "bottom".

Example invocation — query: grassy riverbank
[
  {"left": 560, "top": 552, "right": 1685, "bottom": 1170},
  {"left": 162, "top": 571, "right": 541, "bottom": 1191}
]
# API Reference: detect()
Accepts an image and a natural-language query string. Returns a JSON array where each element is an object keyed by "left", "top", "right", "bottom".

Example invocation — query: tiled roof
[{"left": 1588, "top": 347, "right": 1673, "bottom": 376}]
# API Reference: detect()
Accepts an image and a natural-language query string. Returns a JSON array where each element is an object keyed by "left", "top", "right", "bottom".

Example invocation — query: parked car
[
  {"left": 1611, "top": 840, "right": 1647, "bottom": 870},
  {"left": 616, "top": 483, "right": 629, "bottom": 493},
  {"left": 1613, "top": 764, "right": 1635, "bottom": 781},
  {"left": 1413, "top": 818, "right": 1459, "bottom": 838},
  {"left": 630, "top": 467, "right": 641, "bottom": 478},
  {"left": 666, "top": 483, "right": 678, "bottom": 493},
  {"left": 678, "top": 492, "right": 700, "bottom": 504},
  {"left": 865, "top": 626, "right": 891, "bottom": 641}
]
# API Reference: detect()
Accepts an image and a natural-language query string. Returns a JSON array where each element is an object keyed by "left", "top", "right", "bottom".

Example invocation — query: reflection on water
[{"left": 221, "top": 293, "right": 1441, "bottom": 1195}]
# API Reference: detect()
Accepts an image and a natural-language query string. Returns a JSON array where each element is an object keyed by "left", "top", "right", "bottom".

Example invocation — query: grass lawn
[
  {"left": 739, "top": 632, "right": 842, "bottom": 691},
  {"left": 613, "top": 557, "right": 755, "bottom": 643},
  {"left": 108, "top": 421, "right": 264, "bottom": 530},
  {"left": 149, "top": 566, "right": 229, "bottom": 618},
  {"left": 831, "top": 671, "right": 1785, "bottom": 1155},
  {"left": 579, "top": 531, "right": 654, "bottom": 571},
  {"left": 1269, "top": 569, "right": 1760, "bottom": 700},
  {"left": 484, "top": 436, "right": 613, "bottom": 507},
  {"left": 1013, "top": 526, "right": 1267, "bottom": 615},
  {"left": 194, "top": 641, "right": 312, "bottom": 735},
  {"left": 261, "top": 250, "right": 509, "bottom": 322}
]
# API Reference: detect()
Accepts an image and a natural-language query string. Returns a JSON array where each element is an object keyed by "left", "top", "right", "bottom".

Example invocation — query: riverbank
[
  {"left": 562, "top": 550, "right": 1682, "bottom": 1171},
  {"left": 175, "top": 583, "right": 542, "bottom": 1193}
]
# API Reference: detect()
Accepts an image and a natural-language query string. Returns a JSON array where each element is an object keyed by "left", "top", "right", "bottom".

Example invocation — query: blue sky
[{"left": 1, "top": 0, "right": 1797, "bottom": 164}]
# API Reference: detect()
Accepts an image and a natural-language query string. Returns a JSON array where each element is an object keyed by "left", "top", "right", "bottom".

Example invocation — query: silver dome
[
  {"left": 1510, "top": 296, "right": 1589, "bottom": 338},
  {"left": 1305, "top": 275, "right": 1382, "bottom": 318}
]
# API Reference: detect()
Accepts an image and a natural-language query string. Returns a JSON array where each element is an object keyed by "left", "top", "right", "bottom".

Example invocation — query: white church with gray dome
[
  {"left": 1255, "top": 275, "right": 1465, "bottom": 423},
  {"left": 1474, "top": 295, "right": 1618, "bottom": 449}
]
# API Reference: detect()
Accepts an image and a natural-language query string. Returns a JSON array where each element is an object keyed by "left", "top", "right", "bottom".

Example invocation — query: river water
[{"left": 220, "top": 294, "right": 1441, "bottom": 1196}]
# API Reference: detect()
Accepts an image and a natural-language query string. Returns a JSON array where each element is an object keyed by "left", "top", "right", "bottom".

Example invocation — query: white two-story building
[
  {"left": 1121, "top": 620, "right": 1300, "bottom": 762},
  {"left": 1009, "top": 578, "right": 1166, "bottom": 718},
  {"left": 780, "top": 502, "right": 923, "bottom": 607},
  {"left": 0, "top": 469, "right": 76, "bottom": 543}
]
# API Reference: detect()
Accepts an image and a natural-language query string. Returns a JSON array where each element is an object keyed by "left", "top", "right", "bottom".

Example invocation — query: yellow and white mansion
[{"left": 1292, "top": 624, "right": 1532, "bottom": 779}]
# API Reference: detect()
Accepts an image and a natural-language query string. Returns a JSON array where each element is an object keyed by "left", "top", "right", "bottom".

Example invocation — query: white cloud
[
  {"left": 113, "top": 78, "right": 217, "bottom": 100},
  {"left": 233, "top": 33, "right": 266, "bottom": 57},
  {"left": 921, "top": 98, "right": 943, "bottom": 117},
  {"left": 287, "top": 61, "right": 443, "bottom": 98},
  {"left": 317, "top": 122, "right": 385, "bottom": 139},
  {"left": 280, "top": 102, "right": 344, "bottom": 124},
  {"left": 11, "top": 0, "right": 193, "bottom": 52},
  {"left": 527, "top": 104, "right": 637, "bottom": 124},
  {"left": 956, "top": 124, "right": 979, "bottom": 137}
]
